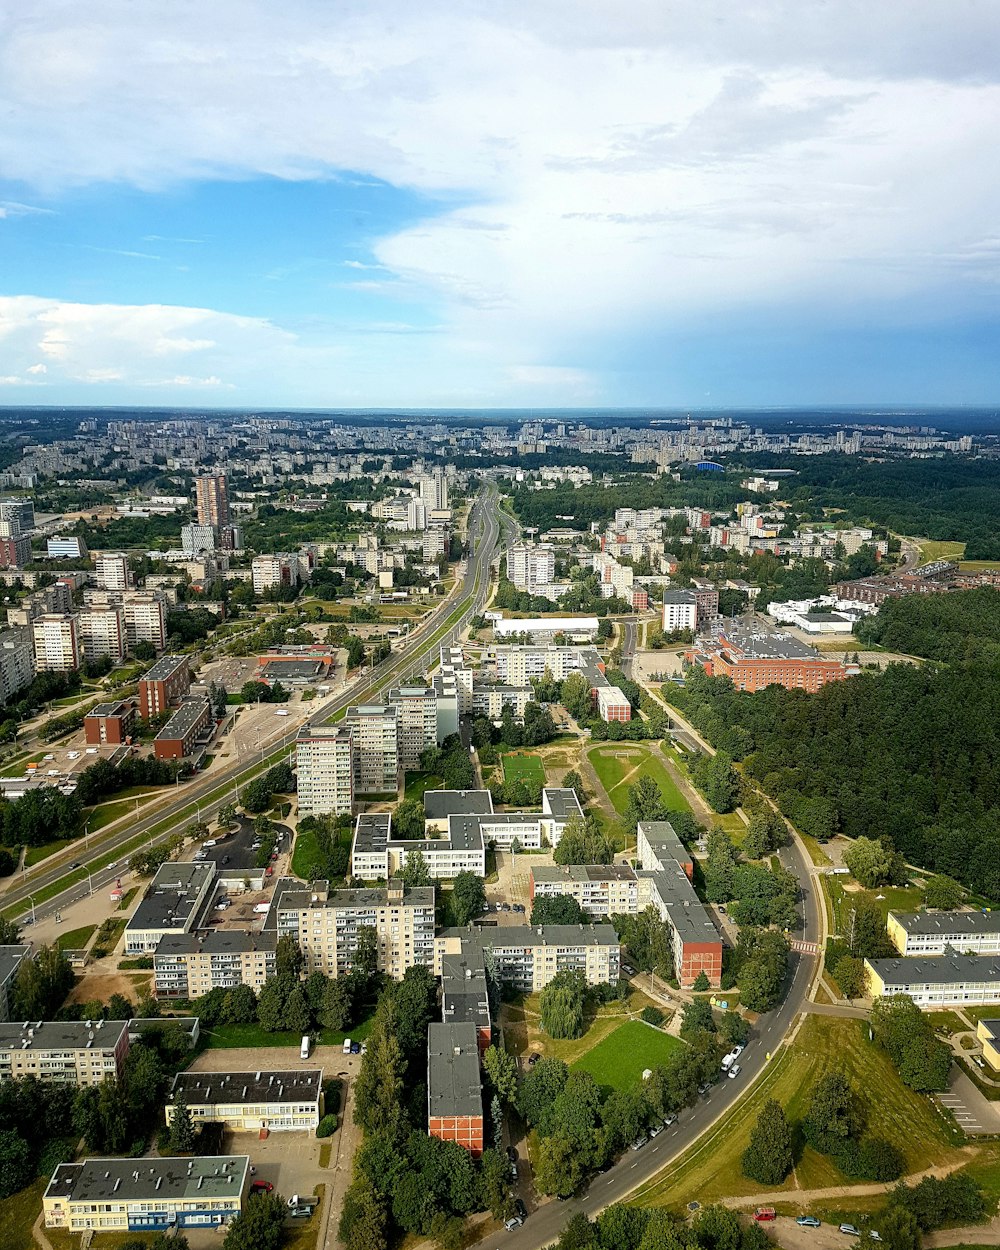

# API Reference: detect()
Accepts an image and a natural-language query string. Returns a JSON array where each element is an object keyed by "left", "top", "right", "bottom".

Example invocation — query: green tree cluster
[{"left": 870, "top": 995, "right": 951, "bottom": 1092}]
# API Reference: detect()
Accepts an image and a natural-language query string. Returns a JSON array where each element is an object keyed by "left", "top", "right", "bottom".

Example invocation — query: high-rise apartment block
[
  {"left": 387, "top": 685, "right": 439, "bottom": 770},
  {"left": 195, "top": 474, "right": 230, "bottom": 528},
  {"left": 344, "top": 704, "right": 399, "bottom": 795},
  {"left": 32, "top": 614, "right": 81, "bottom": 672},
  {"left": 79, "top": 605, "right": 127, "bottom": 664},
  {"left": 0, "top": 628, "right": 36, "bottom": 702},
  {"left": 506, "top": 542, "right": 555, "bottom": 590},
  {"left": 123, "top": 592, "right": 167, "bottom": 652},
  {"left": 94, "top": 552, "right": 132, "bottom": 593},
  {"left": 138, "top": 655, "right": 191, "bottom": 720},
  {"left": 295, "top": 725, "right": 354, "bottom": 815}
]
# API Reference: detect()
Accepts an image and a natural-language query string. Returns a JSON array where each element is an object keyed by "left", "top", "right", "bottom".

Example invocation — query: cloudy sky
[{"left": 0, "top": 1, "right": 998, "bottom": 408}]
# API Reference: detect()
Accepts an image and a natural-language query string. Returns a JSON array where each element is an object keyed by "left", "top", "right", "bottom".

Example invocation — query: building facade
[
  {"left": 0, "top": 1020, "right": 130, "bottom": 1085},
  {"left": 79, "top": 605, "right": 127, "bottom": 664},
  {"left": 295, "top": 725, "right": 354, "bottom": 815},
  {"left": 84, "top": 700, "right": 137, "bottom": 745},
  {"left": 167, "top": 1070, "right": 323, "bottom": 1133},
  {"left": 344, "top": 704, "right": 399, "bottom": 795},
  {"left": 32, "top": 614, "right": 81, "bottom": 673},
  {"left": 195, "top": 474, "right": 230, "bottom": 528},
  {"left": 153, "top": 931, "right": 277, "bottom": 999},
  {"left": 886, "top": 911, "right": 1000, "bottom": 957},
  {"left": 138, "top": 655, "right": 191, "bottom": 721},
  {"left": 428, "top": 1022, "right": 484, "bottom": 1157}
]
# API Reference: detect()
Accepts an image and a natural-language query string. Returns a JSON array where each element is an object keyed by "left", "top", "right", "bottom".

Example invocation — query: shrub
[
  {"left": 316, "top": 1114, "right": 338, "bottom": 1138},
  {"left": 640, "top": 1006, "right": 665, "bottom": 1027}
]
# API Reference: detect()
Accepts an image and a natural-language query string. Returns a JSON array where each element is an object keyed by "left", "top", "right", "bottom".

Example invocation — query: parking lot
[
  {"left": 1, "top": 739, "right": 126, "bottom": 797},
  {"left": 935, "top": 1066, "right": 1000, "bottom": 1134}
]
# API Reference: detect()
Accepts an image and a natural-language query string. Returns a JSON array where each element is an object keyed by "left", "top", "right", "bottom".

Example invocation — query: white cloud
[
  {"left": 26, "top": 363, "right": 46, "bottom": 374},
  {"left": 0, "top": 3, "right": 998, "bottom": 399}
]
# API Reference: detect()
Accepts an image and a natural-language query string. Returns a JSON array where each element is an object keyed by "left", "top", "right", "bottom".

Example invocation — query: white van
[
  {"left": 253, "top": 903, "right": 270, "bottom": 914},
  {"left": 300, "top": 1035, "right": 311, "bottom": 1059},
  {"left": 342, "top": 1038, "right": 352, "bottom": 1055}
]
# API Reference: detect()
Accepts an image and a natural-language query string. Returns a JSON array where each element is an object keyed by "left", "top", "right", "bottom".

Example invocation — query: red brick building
[
  {"left": 427, "top": 1023, "right": 484, "bottom": 1158},
  {"left": 84, "top": 700, "right": 137, "bottom": 746},
  {"left": 687, "top": 626, "right": 857, "bottom": 693},
  {"left": 139, "top": 655, "right": 191, "bottom": 721},
  {"left": 153, "top": 698, "right": 211, "bottom": 761}
]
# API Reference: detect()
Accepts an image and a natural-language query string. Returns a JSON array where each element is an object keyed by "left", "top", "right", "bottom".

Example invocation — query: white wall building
[{"left": 295, "top": 725, "right": 354, "bottom": 815}]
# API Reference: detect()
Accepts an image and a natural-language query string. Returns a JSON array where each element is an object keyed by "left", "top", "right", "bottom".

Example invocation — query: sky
[{"left": 0, "top": 0, "right": 998, "bottom": 409}]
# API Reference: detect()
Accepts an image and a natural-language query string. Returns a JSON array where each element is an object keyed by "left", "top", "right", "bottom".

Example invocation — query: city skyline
[{"left": 0, "top": 2, "right": 998, "bottom": 407}]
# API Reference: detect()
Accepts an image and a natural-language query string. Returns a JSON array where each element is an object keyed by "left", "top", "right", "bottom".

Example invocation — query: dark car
[
  {"left": 350, "top": 1041, "right": 361, "bottom": 1054},
  {"left": 527, "top": 1053, "right": 541, "bottom": 1066},
  {"left": 506, "top": 1146, "right": 518, "bottom": 1164},
  {"left": 514, "top": 1199, "right": 527, "bottom": 1221}
]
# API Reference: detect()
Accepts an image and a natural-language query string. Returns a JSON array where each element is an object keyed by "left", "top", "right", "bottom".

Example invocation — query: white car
[{"left": 728, "top": 1063, "right": 742, "bottom": 1080}]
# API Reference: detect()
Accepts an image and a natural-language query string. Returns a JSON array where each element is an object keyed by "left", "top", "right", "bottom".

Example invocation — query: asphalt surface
[
  {"left": 471, "top": 759, "right": 823, "bottom": 1250},
  {"left": 7, "top": 485, "right": 503, "bottom": 929},
  {"left": 619, "top": 616, "right": 638, "bottom": 678}
]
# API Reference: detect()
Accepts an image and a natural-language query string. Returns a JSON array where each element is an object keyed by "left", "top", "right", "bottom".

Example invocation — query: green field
[
  {"left": 290, "top": 821, "right": 351, "bottom": 882},
  {"left": 403, "top": 770, "right": 444, "bottom": 802},
  {"left": 502, "top": 753, "right": 546, "bottom": 784},
  {"left": 0, "top": 1178, "right": 47, "bottom": 1250},
  {"left": 203, "top": 1015, "right": 375, "bottom": 1049},
  {"left": 55, "top": 924, "right": 96, "bottom": 952},
  {"left": 571, "top": 1020, "right": 685, "bottom": 1092},
  {"left": 631, "top": 1014, "right": 965, "bottom": 1211},
  {"left": 588, "top": 744, "right": 690, "bottom": 815},
  {"left": 917, "top": 539, "right": 966, "bottom": 565}
]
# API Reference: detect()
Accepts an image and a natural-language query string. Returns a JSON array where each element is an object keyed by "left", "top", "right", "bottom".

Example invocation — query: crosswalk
[{"left": 790, "top": 939, "right": 820, "bottom": 954}]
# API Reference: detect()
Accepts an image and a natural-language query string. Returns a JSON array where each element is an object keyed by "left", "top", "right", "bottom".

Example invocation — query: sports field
[
  {"left": 571, "top": 1020, "right": 685, "bottom": 1092},
  {"left": 588, "top": 744, "right": 690, "bottom": 814},
  {"left": 502, "top": 753, "right": 546, "bottom": 784}
]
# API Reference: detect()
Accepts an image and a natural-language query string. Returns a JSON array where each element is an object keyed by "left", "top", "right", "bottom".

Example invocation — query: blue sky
[{"left": 0, "top": 1, "right": 998, "bottom": 407}]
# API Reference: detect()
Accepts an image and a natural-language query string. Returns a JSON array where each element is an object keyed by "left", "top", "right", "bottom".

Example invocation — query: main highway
[{"left": 2, "top": 483, "right": 503, "bottom": 926}]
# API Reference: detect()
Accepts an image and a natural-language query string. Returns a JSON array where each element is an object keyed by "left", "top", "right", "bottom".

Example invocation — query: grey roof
[
  {"left": 451, "top": 923, "right": 620, "bottom": 950},
  {"left": 86, "top": 700, "right": 133, "bottom": 719},
  {"left": 718, "top": 625, "right": 820, "bottom": 661},
  {"left": 141, "top": 654, "right": 189, "bottom": 683},
  {"left": 639, "top": 867, "right": 721, "bottom": 946},
  {"left": 0, "top": 1018, "right": 128, "bottom": 1052},
  {"left": 277, "top": 885, "right": 435, "bottom": 911},
  {"left": 0, "top": 945, "right": 29, "bottom": 988},
  {"left": 171, "top": 1069, "right": 322, "bottom": 1106},
  {"left": 127, "top": 862, "right": 214, "bottom": 933},
  {"left": 345, "top": 702, "right": 397, "bottom": 720},
  {"left": 890, "top": 911, "right": 1000, "bottom": 938},
  {"left": 45, "top": 1156, "right": 250, "bottom": 1206},
  {"left": 441, "top": 947, "right": 491, "bottom": 1033},
  {"left": 978, "top": 1019, "right": 1000, "bottom": 1042},
  {"left": 869, "top": 954, "right": 1000, "bottom": 985},
  {"left": 154, "top": 698, "right": 210, "bottom": 742},
  {"left": 661, "top": 589, "right": 697, "bottom": 604},
  {"left": 533, "top": 864, "right": 636, "bottom": 885},
  {"left": 428, "top": 1022, "right": 483, "bottom": 1120},
  {"left": 543, "top": 788, "right": 584, "bottom": 821},
  {"left": 153, "top": 930, "right": 277, "bottom": 957},
  {"left": 638, "top": 821, "right": 692, "bottom": 870},
  {"left": 352, "top": 812, "right": 392, "bottom": 854},
  {"left": 424, "top": 790, "right": 494, "bottom": 820}
]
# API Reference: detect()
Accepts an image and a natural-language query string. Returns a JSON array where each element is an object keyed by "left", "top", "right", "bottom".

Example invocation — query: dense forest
[
  {"left": 663, "top": 665, "right": 1000, "bottom": 900},
  {"left": 856, "top": 587, "right": 1000, "bottom": 663}
]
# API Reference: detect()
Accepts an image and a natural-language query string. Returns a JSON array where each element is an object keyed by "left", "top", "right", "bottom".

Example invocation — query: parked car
[
  {"left": 350, "top": 1041, "right": 361, "bottom": 1054},
  {"left": 513, "top": 903, "right": 525, "bottom": 913},
  {"left": 797, "top": 1217, "right": 821, "bottom": 1228},
  {"left": 215, "top": 900, "right": 230, "bottom": 911},
  {"left": 623, "top": 964, "right": 636, "bottom": 976},
  {"left": 648, "top": 1124, "right": 663, "bottom": 1138},
  {"left": 662, "top": 1113, "right": 677, "bottom": 1127},
  {"left": 870, "top": 1234, "right": 882, "bottom": 1242},
  {"left": 514, "top": 1199, "right": 527, "bottom": 1221},
  {"left": 250, "top": 1181, "right": 273, "bottom": 1194},
  {"left": 753, "top": 1208, "right": 776, "bottom": 1223},
  {"left": 342, "top": 1039, "right": 352, "bottom": 1054},
  {"left": 839, "top": 1225, "right": 860, "bottom": 1237},
  {"left": 504, "top": 1215, "right": 523, "bottom": 1231},
  {"left": 506, "top": 1147, "right": 518, "bottom": 1163},
  {"left": 728, "top": 1063, "right": 742, "bottom": 1080},
  {"left": 527, "top": 1053, "right": 541, "bottom": 1066},
  {"left": 289, "top": 1206, "right": 311, "bottom": 1218},
  {"left": 630, "top": 1136, "right": 648, "bottom": 1151}
]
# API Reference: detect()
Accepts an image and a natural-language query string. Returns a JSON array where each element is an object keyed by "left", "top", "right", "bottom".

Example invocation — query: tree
[
  {"left": 741, "top": 1099, "right": 793, "bottom": 1185},
  {"left": 553, "top": 813, "right": 615, "bottom": 865},
  {"left": 832, "top": 955, "right": 867, "bottom": 1000},
  {"left": 398, "top": 848, "right": 431, "bottom": 887},
  {"left": 452, "top": 872, "right": 486, "bottom": 925},
  {"left": 518, "top": 1056, "right": 568, "bottom": 1130},
  {"left": 223, "top": 1191, "right": 287, "bottom": 1250},
  {"left": 275, "top": 934, "right": 303, "bottom": 982},
  {"left": 844, "top": 837, "right": 904, "bottom": 889},
  {"left": 540, "top": 969, "right": 587, "bottom": 1040},
  {"left": 107, "top": 992, "right": 135, "bottom": 1020},
  {"left": 483, "top": 1045, "right": 518, "bottom": 1104},
  {"left": 692, "top": 970, "right": 710, "bottom": 991},
  {"left": 0, "top": 918, "right": 20, "bottom": 945},
  {"left": 872, "top": 1205, "right": 921, "bottom": 1250},
  {"left": 321, "top": 977, "right": 355, "bottom": 1032},
  {"left": 134, "top": 639, "right": 157, "bottom": 661},
  {"left": 0, "top": 1128, "right": 32, "bottom": 1199},
  {"left": 803, "top": 1070, "right": 864, "bottom": 1155},
  {"left": 284, "top": 986, "right": 312, "bottom": 1034},
  {"left": 169, "top": 1090, "right": 197, "bottom": 1153},
  {"left": 221, "top": 984, "right": 258, "bottom": 1025},
  {"left": 535, "top": 1130, "right": 587, "bottom": 1197},
  {"left": 393, "top": 799, "right": 425, "bottom": 840},
  {"left": 718, "top": 1010, "right": 750, "bottom": 1047},
  {"left": 531, "top": 893, "right": 587, "bottom": 925},
  {"left": 870, "top": 994, "right": 952, "bottom": 1092},
  {"left": 256, "top": 978, "right": 289, "bottom": 1033},
  {"left": 561, "top": 770, "right": 586, "bottom": 802},
  {"left": 680, "top": 998, "right": 716, "bottom": 1041},
  {"left": 924, "top": 874, "right": 964, "bottom": 910},
  {"left": 692, "top": 750, "right": 739, "bottom": 814},
  {"left": 353, "top": 925, "right": 379, "bottom": 982},
  {"left": 353, "top": 998, "right": 406, "bottom": 1135},
  {"left": 560, "top": 672, "right": 593, "bottom": 723},
  {"left": 478, "top": 1148, "right": 513, "bottom": 1219}
]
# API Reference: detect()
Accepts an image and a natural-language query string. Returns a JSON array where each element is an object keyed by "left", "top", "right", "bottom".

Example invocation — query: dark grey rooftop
[
  {"left": 637, "top": 820, "right": 692, "bottom": 870},
  {"left": 450, "top": 923, "right": 620, "bottom": 950},
  {"left": 890, "top": 911, "right": 1000, "bottom": 937},
  {"left": 277, "top": 885, "right": 434, "bottom": 911},
  {"left": 428, "top": 1022, "right": 483, "bottom": 1120},
  {"left": 424, "top": 790, "right": 494, "bottom": 820},
  {"left": 441, "top": 947, "right": 491, "bottom": 1032},
  {"left": 127, "top": 862, "right": 215, "bottom": 933},
  {"left": 352, "top": 812, "right": 392, "bottom": 854},
  {"left": 869, "top": 954, "right": 1000, "bottom": 984},
  {"left": 44, "top": 1156, "right": 249, "bottom": 1206},
  {"left": 86, "top": 700, "right": 132, "bottom": 719},
  {"left": 0, "top": 1018, "right": 128, "bottom": 1052},
  {"left": 543, "top": 788, "right": 584, "bottom": 821},
  {"left": 153, "top": 929, "right": 277, "bottom": 957},
  {"left": 154, "top": 698, "right": 210, "bottom": 742},
  {"left": 0, "top": 945, "right": 29, "bottom": 987},
  {"left": 661, "top": 589, "right": 697, "bottom": 604},
  {"left": 638, "top": 867, "right": 721, "bottom": 946},
  {"left": 171, "top": 1069, "right": 322, "bottom": 1105},
  {"left": 141, "top": 654, "right": 189, "bottom": 683},
  {"left": 533, "top": 864, "right": 637, "bottom": 884},
  {"left": 718, "top": 625, "right": 821, "bottom": 661}
]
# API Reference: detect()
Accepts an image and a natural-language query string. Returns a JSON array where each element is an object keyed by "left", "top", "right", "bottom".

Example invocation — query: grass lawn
[
  {"left": 403, "top": 771, "right": 444, "bottom": 802},
  {"left": 572, "top": 1020, "right": 685, "bottom": 1093},
  {"left": 284, "top": 1183, "right": 327, "bottom": 1250},
  {"left": 88, "top": 796, "right": 154, "bottom": 833},
  {"left": 917, "top": 539, "right": 966, "bottom": 564},
  {"left": 24, "top": 836, "right": 77, "bottom": 867},
  {"left": 503, "top": 988, "right": 670, "bottom": 1066},
  {"left": 926, "top": 1010, "right": 970, "bottom": 1036},
  {"left": 631, "top": 1014, "right": 967, "bottom": 1212},
  {"left": 55, "top": 924, "right": 97, "bottom": 952},
  {"left": 203, "top": 1015, "right": 375, "bottom": 1049},
  {"left": 502, "top": 752, "right": 546, "bottom": 785},
  {"left": 0, "top": 752, "right": 44, "bottom": 779},
  {"left": 291, "top": 821, "right": 351, "bottom": 881},
  {"left": 588, "top": 744, "right": 690, "bottom": 816},
  {"left": 0, "top": 1178, "right": 47, "bottom": 1250}
]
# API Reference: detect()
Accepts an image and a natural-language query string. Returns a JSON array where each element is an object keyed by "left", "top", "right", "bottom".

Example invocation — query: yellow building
[{"left": 976, "top": 1019, "right": 1000, "bottom": 1071}]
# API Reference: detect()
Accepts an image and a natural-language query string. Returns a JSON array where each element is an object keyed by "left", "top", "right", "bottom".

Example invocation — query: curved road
[{"left": 5, "top": 484, "right": 503, "bottom": 927}]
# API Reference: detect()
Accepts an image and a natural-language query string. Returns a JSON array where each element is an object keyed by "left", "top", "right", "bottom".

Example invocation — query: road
[
  {"left": 472, "top": 704, "right": 823, "bottom": 1250},
  {"left": 6, "top": 484, "right": 503, "bottom": 929},
  {"left": 619, "top": 616, "right": 638, "bottom": 678}
]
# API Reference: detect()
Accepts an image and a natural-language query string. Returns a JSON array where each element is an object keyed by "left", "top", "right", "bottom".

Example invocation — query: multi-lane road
[{"left": 3, "top": 484, "right": 503, "bottom": 927}]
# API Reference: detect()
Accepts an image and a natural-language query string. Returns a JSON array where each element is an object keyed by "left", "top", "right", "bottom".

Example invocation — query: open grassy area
[
  {"left": 572, "top": 1020, "right": 685, "bottom": 1093},
  {"left": 824, "top": 877, "right": 923, "bottom": 940},
  {"left": 403, "top": 770, "right": 443, "bottom": 802},
  {"left": 0, "top": 752, "right": 44, "bottom": 779},
  {"left": 88, "top": 795, "right": 154, "bottom": 833},
  {"left": 589, "top": 743, "right": 691, "bottom": 815},
  {"left": 917, "top": 539, "right": 966, "bottom": 565},
  {"left": 503, "top": 987, "right": 669, "bottom": 1066},
  {"left": 24, "top": 836, "right": 77, "bottom": 867},
  {"left": 631, "top": 1014, "right": 966, "bottom": 1211},
  {"left": 0, "top": 1179, "right": 47, "bottom": 1250},
  {"left": 203, "top": 1015, "right": 375, "bottom": 1049},
  {"left": 291, "top": 821, "right": 351, "bottom": 881},
  {"left": 55, "top": 923, "right": 96, "bottom": 951},
  {"left": 502, "top": 752, "right": 546, "bottom": 785}
]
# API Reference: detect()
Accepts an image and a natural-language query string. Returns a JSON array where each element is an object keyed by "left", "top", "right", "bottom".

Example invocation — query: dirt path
[{"left": 721, "top": 1157, "right": 976, "bottom": 1210}]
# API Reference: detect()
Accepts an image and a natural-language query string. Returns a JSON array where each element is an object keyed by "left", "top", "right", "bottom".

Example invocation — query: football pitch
[{"left": 502, "top": 753, "right": 546, "bottom": 784}]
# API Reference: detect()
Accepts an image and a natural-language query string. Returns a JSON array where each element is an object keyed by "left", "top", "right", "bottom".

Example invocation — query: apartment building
[
  {"left": 506, "top": 542, "right": 555, "bottom": 591},
  {"left": 435, "top": 925, "right": 620, "bottom": 992},
  {"left": 592, "top": 552, "right": 634, "bottom": 599},
  {"left": 0, "top": 946, "right": 30, "bottom": 1022},
  {"left": 84, "top": 700, "right": 137, "bottom": 746},
  {"left": 0, "top": 530, "right": 31, "bottom": 568},
  {"left": 487, "top": 645, "right": 597, "bottom": 685},
  {"left": 886, "top": 911, "right": 1000, "bottom": 957},
  {"left": 195, "top": 473, "right": 230, "bottom": 528},
  {"left": 124, "top": 862, "right": 216, "bottom": 954},
  {"left": 0, "top": 498, "right": 35, "bottom": 533},
  {"left": 0, "top": 1019, "right": 130, "bottom": 1086},
  {"left": 428, "top": 1023, "right": 484, "bottom": 1158},
  {"left": 47, "top": 536, "right": 89, "bottom": 559},
  {"left": 273, "top": 881, "right": 436, "bottom": 979},
  {"left": 530, "top": 864, "right": 639, "bottom": 917},
  {"left": 636, "top": 820, "right": 723, "bottom": 988},
  {"left": 79, "top": 605, "right": 127, "bottom": 664},
  {"left": 440, "top": 945, "right": 491, "bottom": 1053},
  {"left": 251, "top": 553, "right": 300, "bottom": 595},
  {"left": 138, "top": 655, "right": 191, "bottom": 721},
  {"left": 94, "top": 551, "right": 132, "bottom": 593},
  {"left": 295, "top": 725, "right": 354, "bottom": 815},
  {"left": 661, "top": 589, "right": 699, "bottom": 633},
  {"left": 344, "top": 704, "right": 399, "bottom": 795},
  {"left": 123, "top": 592, "right": 167, "bottom": 652},
  {"left": 43, "top": 1155, "right": 250, "bottom": 1233},
  {"left": 153, "top": 931, "right": 277, "bottom": 1000},
  {"left": 32, "top": 614, "right": 81, "bottom": 673},
  {"left": 153, "top": 698, "right": 212, "bottom": 760},
  {"left": 865, "top": 954, "right": 1000, "bottom": 1007},
  {"left": 181, "top": 524, "right": 216, "bottom": 553},
  {"left": 0, "top": 628, "right": 36, "bottom": 703},
  {"left": 976, "top": 1019, "right": 1000, "bottom": 1071},
  {"left": 167, "top": 1070, "right": 323, "bottom": 1133},
  {"left": 387, "top": 686, "right": 439, "bottom": 769}
]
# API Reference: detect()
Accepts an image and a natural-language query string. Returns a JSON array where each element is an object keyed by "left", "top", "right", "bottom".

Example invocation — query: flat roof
[
  {"left": 532, "top": 864, "right": 636, "bottom": 885},
  {"left": 0, "top": 1018, "right": 128, "bottom": 1052},
  {"left": 127, "top": 862, "right": 214, "bottom": 933},
  {"left": 868, "top": 954, "right": 1000, "bottom": 984},
  {"left": 155, "top": 698, "right": 210, "bottom": 741},
  {"left": 718, "top": 625, "right": 821, "bottom": 661},
  {"left": 543, "top": 788, "right": 584, "bottom": 821},
  {"left": 424, "top": 790, "right": 494, "bottom": 820},
  {"left": 890, "top": 911, "right": 1000, "bottom": 937},
  {"left": 257, "top": 658, "right": 323, "bottom": 678},
  {"left": 428, "top": 1022, "right": 483, "bottom": 1120},
  {"left": 140, "top": 654, "right": 189, "bottom": 683},
  {"left": 661, "top": 589, "right": 697, "bottom": 604},
  {"left": 171, "top": 1069, "right": 322, "bottom": 1106},
  {"left": 86, "top": 700, "right": 132, "bottom": 719},
  {"left": 296, "top": 724, "right": 352, "bottom": 742},
  {"left": 638, "top": 820, "right": 692, "bottom": 869},
  {"left": 639, "top": 867, "right": 721, "bottom": 945},
  {"left": 153, "top": 929, "right": 277, "bottom": 957},
  {"left": 0, "top": 945, "right": 29, "bottom": 986},
  {"left": 277, "top": 885, "right": 435, "bottom": 911},
  {"left": 441, "top": 947, "right": 491, "bottom": 1032},
  {"left": 352, "top": 812, "right": 392, "bottom": 855},
  {"left": 45, "top": 1155, "right": 250, "bottom": 1206},
  {"left": 451, "top": 923, "right": 619, "bottom": 950},
  {"left": 492, "top": 617, "right": 599, "bottom": 634}
]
